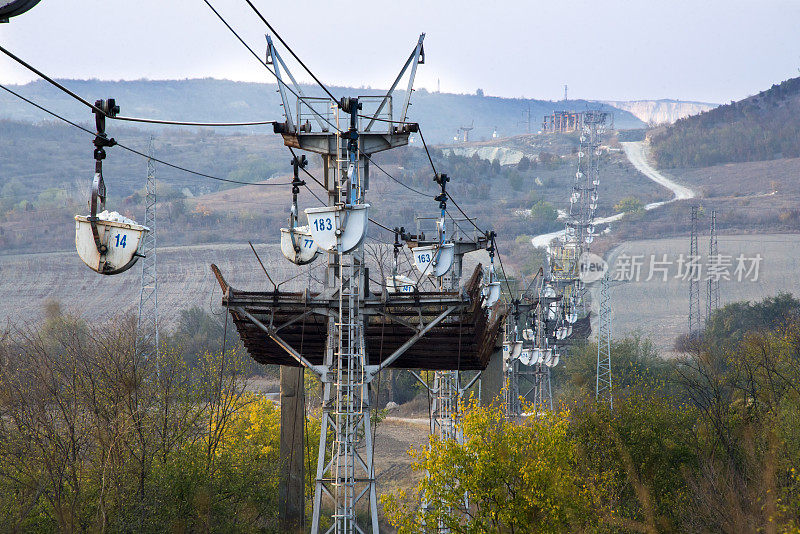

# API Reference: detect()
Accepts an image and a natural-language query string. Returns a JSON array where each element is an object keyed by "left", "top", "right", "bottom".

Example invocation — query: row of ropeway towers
[{"left": 502, "top": 110, "right": 612, "bottom": 418}]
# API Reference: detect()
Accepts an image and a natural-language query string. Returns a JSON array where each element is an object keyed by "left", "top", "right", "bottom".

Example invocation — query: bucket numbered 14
[{"left": 75, "top": 99, "right": 149, "bottom": 275}]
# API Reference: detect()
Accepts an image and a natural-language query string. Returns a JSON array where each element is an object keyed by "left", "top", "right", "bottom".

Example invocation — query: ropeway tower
[
  {"left": 411, "top": 224, "right": 489, "bottom": 443},
  {"left": 211, "top": 34, "right": 506, "bottom": 534},
  {"left": 260, "top": 34, "right": 416, "bottom": 534}
]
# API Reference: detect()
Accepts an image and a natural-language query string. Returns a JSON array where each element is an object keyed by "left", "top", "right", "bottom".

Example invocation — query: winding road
[{"left": 531, "top": 141, "right": 696, "bottom": 248}]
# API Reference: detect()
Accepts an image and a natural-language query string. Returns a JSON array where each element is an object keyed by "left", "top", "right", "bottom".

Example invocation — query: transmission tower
[
  {"left": 136, "top": 135, "right": 158, "bottom": 364},
  {"left": 523, "top": 104, "right": 531, "bottom": 133},
  {"left": 706, "top": 209, "right": 719, "bottom": 318},
  {"left": 688, "top": 206, "right": 701, "bottom": 337},
  {"left": 596, "top": 272, "right": 612, "bottom": 407}
]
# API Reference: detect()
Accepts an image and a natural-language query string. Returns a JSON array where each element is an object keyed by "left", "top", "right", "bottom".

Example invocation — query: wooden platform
[{"left": 213, "top": 264, "right": 506, "bottom": 371}]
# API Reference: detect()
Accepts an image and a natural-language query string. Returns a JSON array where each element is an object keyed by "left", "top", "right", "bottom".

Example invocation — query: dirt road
[
  {"left": 621, "top": 141, "right": 695, "bottom": 203},
  {"left": 532, "top": 141, "right": 696, "bottom": 248}
]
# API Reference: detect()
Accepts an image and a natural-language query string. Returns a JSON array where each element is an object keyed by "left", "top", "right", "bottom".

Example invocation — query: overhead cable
[
  {"left": 0, "top": 83, "right": 291, "bottom": 187},
  {"left": 201, "top": 0, "right": 342, "bottom": 134},
  {"left": 242, "top": 0, "right": 338, "bottom": 102},
  {"left": 0, "top": 44, "right": 277, "bottom": 128}
]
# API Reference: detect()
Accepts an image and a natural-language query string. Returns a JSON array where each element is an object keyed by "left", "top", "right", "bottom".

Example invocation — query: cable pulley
[
  {"left": 385, "top": 227, "right": 415, "bottom": 293},
  {"left": 411, "top": 173, "right": 455, "bottom": 278},
  {"left": 280, "top": 155, "right": 320, "bottom": 265}
]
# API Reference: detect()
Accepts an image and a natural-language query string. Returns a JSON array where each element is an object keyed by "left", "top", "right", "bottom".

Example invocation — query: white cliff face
[
  {"left": 603, "top": 100, "right": 717, "bottom": 125},
  {"left": 441, "top": 146, "right": 525, "bottom": 165}
]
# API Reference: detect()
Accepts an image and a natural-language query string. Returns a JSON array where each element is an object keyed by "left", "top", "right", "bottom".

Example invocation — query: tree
[
  {"left": 381, "top": 402, "right": 588, "bottom": 533},
  {"left": 570, "top": 393, "right": 698, "bottom": 533},
  {"left": 614, "top": 196, "right": 644, "bottom": 214},
  {"left": 529, "top": 200, "right": 558, "bottom": 222},
  {"left": 0, "top": 306, "right": 319, "bottom": 532}
]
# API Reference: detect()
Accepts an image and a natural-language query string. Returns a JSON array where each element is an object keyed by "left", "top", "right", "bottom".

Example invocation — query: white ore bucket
[
  {"left": 503, "top": 341, "right": 523, "bottom": 362},
  {"left": 75, "top": 215, "right": 148, "bottom": 274},
  {"left": 305, "top": 204, "right": 369, "bottom": 253},
  {"left": 483, "top": 281, "right": 501, "bottom": 307},
  {"left": 385, "top": 275, "right": 416, "bottom": 294},
  {"left": 280, "top": 225, "right": 319, "bottom": 265},
  {"left": 523, "top": 328, "right": 535, "bottom": 341},
  {"left": 412, "top": 242, "right": 455, "bottom": 277}
]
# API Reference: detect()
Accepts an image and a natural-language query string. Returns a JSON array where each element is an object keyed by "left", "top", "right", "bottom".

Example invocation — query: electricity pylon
[
  {"left": 136, "top": 136, "right": 159, "bottom": 365},
  {"left": 596, "top": 272, "right": 612, "bottom": 408},
  {"left": 688, "top": 206, "right": 701, "bottom": 338},
  {"left": 706, "top": 209, "right": 719, "bottom": 319}
]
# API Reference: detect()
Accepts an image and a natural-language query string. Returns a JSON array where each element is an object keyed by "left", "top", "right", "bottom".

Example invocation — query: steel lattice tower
[
  {"left": 431, "top": 242, "right": 464, "bottom": 444},
  {"left": 418, "top": 225, "right": 486, "bottom": 444},
  {"left": 706, "top": 209, "right": 719, "bottom": 319},
  {"left": 530, "top": 296, "right": 553, "bottom": 413},
  {"left": 688, "top": 206, "right": 701, "bottom": 338},
  {"left": 136, "top": 136, "right": 158, "bottom": 364},
  {"left": 260, "top": 34, "right": 426, "bottom": 533},
  {"left": 568, "top": 111, "right": 603, "bottom": 256},
  {"left": 307, "top": 103, "right": 379, "bottom": 534},
  {"left": 509, "top": 285, "right": 555, "bottom": 417},
  {"left": 596, "top": 273, "right": 612, "bottom": 407}
]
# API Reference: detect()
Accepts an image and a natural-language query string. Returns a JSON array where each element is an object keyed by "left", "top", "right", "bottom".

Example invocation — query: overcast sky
[{"left": 1, "top": 0, "right": 799, "bottom": 103}]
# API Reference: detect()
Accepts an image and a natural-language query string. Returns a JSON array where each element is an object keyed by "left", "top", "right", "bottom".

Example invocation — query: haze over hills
[{"left": 0, "top": 77, "right": 657, "bottom": 143}]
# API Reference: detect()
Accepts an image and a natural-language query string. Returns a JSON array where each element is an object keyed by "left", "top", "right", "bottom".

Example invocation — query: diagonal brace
[
  {"left": 373, "top": 309, "right": 417, "bottom": 332},
  {"left": 274, "top": 309, "right": 314, "bottom": 332},
  {"left": 369, "top": 305, "right": 457, "bottom": 377},
  {"left": 365, "top": 33, "right": 425, "bottom": 131},
  {"left": 237, "top": 307, "right": 318, "bottom": 371}
]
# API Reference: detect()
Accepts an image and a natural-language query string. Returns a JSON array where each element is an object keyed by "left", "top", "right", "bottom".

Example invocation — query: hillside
[
  {"left": 650, "top": 76, "right": 800, "bottom": 168},
  {"left": 0, "top": 118, "right": 664, "bottom": 259},
  {"left": 602, "top": 99, "right": 716, "bottom": 125},
  {"left": 0, "top": 78, "right": 647, "bottom": 143}
]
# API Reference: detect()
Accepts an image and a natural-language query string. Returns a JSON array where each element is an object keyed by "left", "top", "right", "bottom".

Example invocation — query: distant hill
[
  {"left": 650, "top": 77, "right": 800, "bottom": 168},
  {"left": 0, "top": 78, "right": 646, "bottom": 143},
  {"left": 602, "top": 99, "right": 717, "bottom": 125}
]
